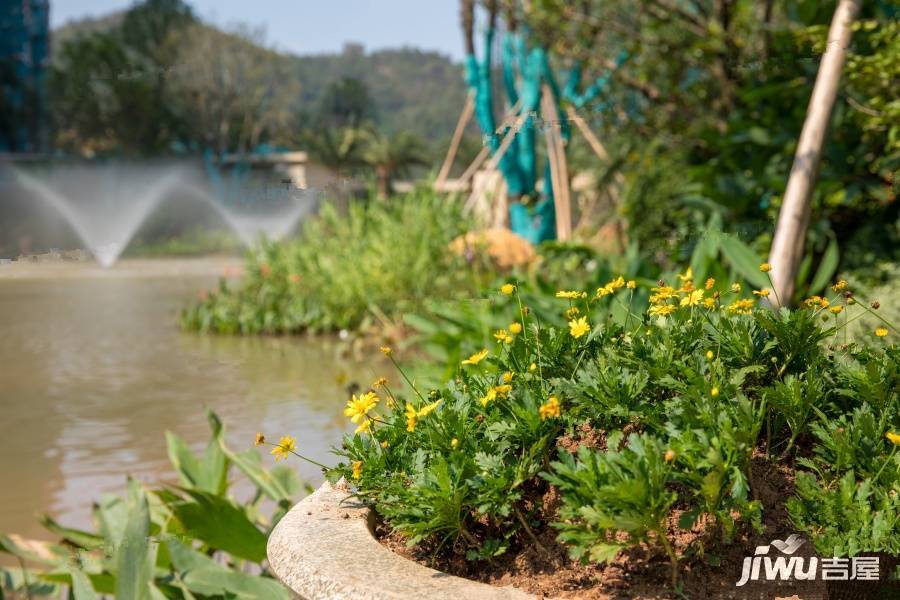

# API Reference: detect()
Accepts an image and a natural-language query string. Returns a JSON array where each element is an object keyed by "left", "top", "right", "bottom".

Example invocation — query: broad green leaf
[
  {"left": 718, "top": 236, "right": 769, "bottom": 289},
  {"left": 115, "top": 479, "right": 152, "bottom": 600},
  {"left": 68, "top": 567, "right": 99, "bottom": 600},
  {"left": 208, "top": 411, "right": 294, "bottom": 501},
  {"left": 166, "top": 431, "right": 228, "bottom": 495},
  {"left": 182, "top": 567, "right": 290, "bottom": 600},
  {"left": 93, "top": 495, "right": 128, "bottom": 547},
  {"left": 39, "top": 516, "right": 105, "bottom": 551},
  {"left": 807, "top": 238, "right": 839, "bottom": 295},
  {"left": 0, "top": 535, "right": 64, "bottom": 566},
  {"left": 168, "top": 489, "right": 267, "bottom": 562}
]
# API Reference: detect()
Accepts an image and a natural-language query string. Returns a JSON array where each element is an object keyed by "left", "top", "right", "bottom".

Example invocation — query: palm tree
[
  {"left": 360, "top": 129, "right": 429, "bottom": 197},
  {"left": 301, "top": 126, "right": 367, "bottom": 177}
]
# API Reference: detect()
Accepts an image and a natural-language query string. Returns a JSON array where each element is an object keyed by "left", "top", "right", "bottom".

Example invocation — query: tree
[
  {"left": 317, "top": 76, "right": 376, "bottom": 129},
  {"left": 360, "top": 129, "right": 429, "bottom": 197}
]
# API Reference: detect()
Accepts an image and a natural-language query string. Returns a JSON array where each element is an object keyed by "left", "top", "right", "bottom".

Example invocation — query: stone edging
[{"left": 267, "top": 479, "right": 535, "bottom": 600}]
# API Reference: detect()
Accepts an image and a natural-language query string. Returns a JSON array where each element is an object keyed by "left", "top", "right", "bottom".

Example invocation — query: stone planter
[{"left": 267, "top": 479, "right": 534, "bottom": 600}]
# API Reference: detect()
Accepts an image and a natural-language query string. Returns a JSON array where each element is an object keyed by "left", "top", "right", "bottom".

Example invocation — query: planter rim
[{"left": 267, "top": 479, "right": 535, "bottom": 599}]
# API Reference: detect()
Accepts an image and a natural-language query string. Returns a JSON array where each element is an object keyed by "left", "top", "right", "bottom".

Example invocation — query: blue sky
[{"left": 52, "top": 0, "right": 465, "bottom": 61}]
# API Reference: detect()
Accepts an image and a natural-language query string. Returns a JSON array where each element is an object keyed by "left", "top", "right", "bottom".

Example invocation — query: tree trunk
[{"left": 767, "top": 0, "right": 861, "bottom": 307}]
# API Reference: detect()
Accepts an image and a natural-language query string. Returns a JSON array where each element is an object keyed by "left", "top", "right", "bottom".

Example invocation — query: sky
[{"left": 52, "top": 0, "right": 465, "bottom": 61}]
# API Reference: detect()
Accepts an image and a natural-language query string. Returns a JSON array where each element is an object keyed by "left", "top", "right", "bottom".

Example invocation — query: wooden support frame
[
  {"left": 435, "top": 91, "right": 475, "bottom": 190},
  {"left": 541, "top": 86, "right": 572, "bottom": 241}
]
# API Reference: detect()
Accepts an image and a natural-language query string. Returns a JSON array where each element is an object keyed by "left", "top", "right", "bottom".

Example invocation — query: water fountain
[{"left": 6, "top": 161, "right": 319, "bottom": 267}]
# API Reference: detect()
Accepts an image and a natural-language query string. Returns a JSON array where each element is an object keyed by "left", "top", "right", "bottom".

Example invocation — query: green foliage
[
  {"left": 332, "top": 270, "right": 897, "bottom": 590},
  {"left": 182, "top": 192, "right": 490, "bottom": 334},
  {"left": 0, "top": 411, "right": 304, "bottom": 599}
]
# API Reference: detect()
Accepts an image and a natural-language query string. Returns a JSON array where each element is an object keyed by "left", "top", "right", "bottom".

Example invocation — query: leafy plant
[{"left": 0, "top": 411, "right": 304, "bottom": 599}]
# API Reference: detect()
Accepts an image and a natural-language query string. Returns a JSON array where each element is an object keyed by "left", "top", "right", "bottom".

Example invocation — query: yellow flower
[
  {"left": 502, "top": 371, "right": 515, "bottom": 383},
  {"left": 568, "top": 316, "right": 591, "bottom": 339},
  {"left": 462, "top": 348, "right": 489, "bottom": 365},
  {"left": 494, "top": 329, "right": 509, "bottom": 341},
  {"left": 705, "top": 278, "right": 715, "bottom": 290},
  {"left": 727, "top": 299, "right": 755, "bottom": 315},
  {"left": 509, "top": 322, "right": 522, "bottom": 334},
  {"left": 405, "top": 403, "right": 418, "bottom": 432},
  {"left": 344, "top": 392, "right": 379, "bottom": 423},
  {"left": 381, "top": 440, "right": 389, "bottom": 448},
  {"left": 831, "top": 280, "right": 849, "bottom": 292},
  {"left": 759, "top": 263, "right": 772, "bottom": 273},
  {"left": 829, "top": 306, "right": 843, "bottom": 314},
  {"left": 565, "top": 306, "right": 581, "bottom": 319},
  {"left": 539, "top": 396, "right": 561, "bottom": 420},
  {"left": 556, "top": 290, "right": 586, "bottom": 299},
  {"left": 380, "top": 346, "right": 392, "bottom": 356},
  {"left": 373, "top": 377, "right": 388, "bottom": 387},
  {"left": 352, "top": 460, "right": 363, "bottom": 480},
  {"left": 649, "top": 286, "right": 678, "bottom": 303},
  {"left": 270, "top": 436, "right": 296, "bottom": 462},
  {"left": 504, "top": 335, "right": 513, "bottom": 344},
  {"left": 254, "top": 432, "right": 266, "bottom": 446},
  {"left": 706, "top": 350, "right": 714, "bottom": 360},
  {"left": 480, "top": 388, "right": 497, "bottom": 407},
  {"left": 609, "top": 276, "right": 626, "bottom": 290},
  {"left": 730, "top": 283, "right": 741, "bottom": 293},
  {"left": 626, "top": 280, "right": 636, "bottom": 289},
  {"left": 680, "top": 289, "right": 704, "bottom": 307},
  {"left": 648, "top": 303, "right": 676, "bottom": 316},
  {"left": 703, "top": 297, "right": 716, "bottom": 309},
  {"left": 500, "top": 283, "right": 516, "bottom": 295},
  {"left": 875, "top": 327, "right": 888, "bottom": 338},
  {"left": 664, "top": 449, "right": 676, "bottom": 463},
  {"left": 886, "top": 431, "right": 900, "bottom": 445},
  {"left": 710, "top": 387, "right": 719, "bottom": 397},
  {"left": 354, "top": 420, "right": 372, "bottom": 435},
  {"left": 677, "top": 267, "right": 693, "bottom": 283},
  {"left": 451, "top": 438, "right": 459, "bottom": 449},
  {"left": 417, "top": 399, "right": 442, "bottom": 417},
  {"left": 803, "top": 296, "right": 830, "bottom": 309},
  {"left": 753, "top": 289, "right": 770, "bottom": 298},
  {"left": 529, "top": 362, "right": 537, "bottom": 372}
]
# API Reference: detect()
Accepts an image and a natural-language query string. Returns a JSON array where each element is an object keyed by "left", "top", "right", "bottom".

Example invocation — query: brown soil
[{"left": 374, "top": 444, "right": 888, "bottom": 599}]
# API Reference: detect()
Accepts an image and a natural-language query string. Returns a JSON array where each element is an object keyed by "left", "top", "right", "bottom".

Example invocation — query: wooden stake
[
  {"left": 768, "top": 0, "right": 861, "bottom": 306},
  {"left": 435, "top": 92, "right": 475, "bottom": 190},
  {"left": 567, "top": 107, "right": 609, "bottom": 161},
  {"left": 542, "top": 87, "right": 572, "bottom": 241}
]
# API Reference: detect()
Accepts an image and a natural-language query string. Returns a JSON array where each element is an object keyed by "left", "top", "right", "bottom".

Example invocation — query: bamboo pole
[
  {"left": 435, "top": 92, "right": 475, "bottom": 190},
  {"left": 542, "top": 87, "right": 572, "bottom": 240},
  {"left": 567, "top": 107, "right": 609, "bottom": 161},
  {"left": 767, "top": 0, "right": 861, "bottom": 306}
]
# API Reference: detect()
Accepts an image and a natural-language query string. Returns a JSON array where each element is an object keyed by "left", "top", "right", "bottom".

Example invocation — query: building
[{"left": 0, "top": 0, "right": 50, "bottom": 153}]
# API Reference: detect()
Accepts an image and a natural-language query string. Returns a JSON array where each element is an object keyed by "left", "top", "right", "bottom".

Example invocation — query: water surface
[{"left": 0, "top": 259, "right": 371, "bottom": 543}]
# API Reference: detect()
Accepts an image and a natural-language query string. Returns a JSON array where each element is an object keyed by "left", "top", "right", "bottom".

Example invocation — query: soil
[{"left": 375, "top": 441, "right": 897, "bottom": 599}]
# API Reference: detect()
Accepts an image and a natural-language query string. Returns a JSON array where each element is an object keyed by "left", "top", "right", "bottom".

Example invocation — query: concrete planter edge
[{"left": 267, "top": 479, "right": 535, "bottom": 600}]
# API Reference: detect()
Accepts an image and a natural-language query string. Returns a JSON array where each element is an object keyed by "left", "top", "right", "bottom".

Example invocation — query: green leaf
[
  {"left": 115, "top": 479, "right": 153, "bottom": 600},
  {"left": 168, "top": 489, "right": 268, "bottom": 562},
  {"left": 38, "top": 516, "right": 105, "bottom": 551},
  {"left": 718, "top": 236, "right": 769, "bottom": 289},
  {"left": 208, "top": 411, "right": 295, "bottom": 501},
  {"left": 588, "top": 543, "right": 623, "bottom": 563},
  {"left": 806, "top": 238, "right": 839, "bottom": 295},
  {"left": 68, "top": 567, "right": 99, "bottom": 600},
  {"left": 166, "top": 431, "right": 228, "bottom": 495}
]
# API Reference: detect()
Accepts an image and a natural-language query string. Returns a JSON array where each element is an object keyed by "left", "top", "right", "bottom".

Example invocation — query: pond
[{"left": 0, "top": 258, "right": 370, "bottom": 544}]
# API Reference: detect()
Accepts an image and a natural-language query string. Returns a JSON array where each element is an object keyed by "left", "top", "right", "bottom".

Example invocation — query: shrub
[
  {"left": 0, "top": 412, "right": 303, "bottom": 599},
  {"left": 182, "top": 190, "right": 489, "bottom": 334},
  {"left": 324, "top": 267, "right": 897, "bottom": 589}
]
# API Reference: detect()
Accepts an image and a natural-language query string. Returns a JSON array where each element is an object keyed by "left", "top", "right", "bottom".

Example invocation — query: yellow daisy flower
[
  {"left": 568, "top": 316, "right": 591, "bottom": 339},
  {"left": 462, "top": 349, "right": 489, "bottom": 365},
  {"left": 270, "top": 436, "right": 296, "bottom": 462}
]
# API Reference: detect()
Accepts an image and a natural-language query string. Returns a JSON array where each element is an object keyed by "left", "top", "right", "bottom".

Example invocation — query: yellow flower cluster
[
  {"left": 494, "top": 329, "right": 514, "bottom": 344},
  {"left": 875, "top": 327, "right": 888, "bottom": 338},
  {"left": 727, "top": 299, "right": 755, "bottom": 315},
  {"left": 803, "top": 296, "right": 830, "bottom": 309},
  {"left": 596, "top": 276, "right": 626, "bottom": 297}
]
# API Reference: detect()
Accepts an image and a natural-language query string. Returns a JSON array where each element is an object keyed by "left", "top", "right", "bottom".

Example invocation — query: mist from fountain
[
  {"left": 177, "top": 182, "right": 318, "bottom": 247},
  {"left": 11, "top": 165, "right": 190, "bottom": 268},
  {"left": 9, "top": 162, "right": 319, "bottom": 267}
]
